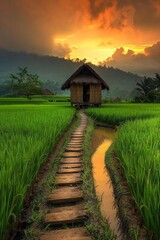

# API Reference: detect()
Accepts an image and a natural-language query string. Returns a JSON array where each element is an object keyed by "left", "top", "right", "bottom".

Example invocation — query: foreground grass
[
  {"left": 86, "top": 103, "right": 160, "bottom": 239},
  {"left": 114, "top": 118, "right": 160, "bottom": 239},
  {"left": 0, "top": 105, "right": 75, "bottom": 239}
]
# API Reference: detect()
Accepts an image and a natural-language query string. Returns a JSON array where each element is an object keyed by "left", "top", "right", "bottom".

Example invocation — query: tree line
[{"left": 135, "top": 74, "right": 160, "bottom": 102}]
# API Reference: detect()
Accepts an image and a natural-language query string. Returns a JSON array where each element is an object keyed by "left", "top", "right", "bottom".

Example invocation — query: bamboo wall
[
  {"left": 70, "top": 83, "right": 102, "bottom": 104},
  {"left": 90, "top": 84, "right": 101, "bottom": 104},
  {"left": 70, "top": 84, "right": 83, "bottom": 103}
]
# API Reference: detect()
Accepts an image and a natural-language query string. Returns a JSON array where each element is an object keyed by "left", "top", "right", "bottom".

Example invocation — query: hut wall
[
  {"left": 90, "top": 84, "right": 101, "bottom": 103},
  {"left": 70, "top": 84, "right": 83, "bottom": 103}
]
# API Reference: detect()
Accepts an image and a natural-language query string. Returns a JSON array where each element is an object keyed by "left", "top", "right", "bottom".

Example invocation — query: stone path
[{"left": 40, "top": 113, "right": 92, "bottom": 240}]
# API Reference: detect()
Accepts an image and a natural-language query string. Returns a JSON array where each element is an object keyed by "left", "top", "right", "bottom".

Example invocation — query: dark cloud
[
  {"left": 88, "top": 0, "right": 160, "bottom": 31},
  {"left": 0, "top": 0, "right": 83, "bottom": 56},
  {"left": 88, "top": 0, "right": 113, "bottom": 19},
  {"left": 99, "top": 42, "right": 160, "bottom": 75}
]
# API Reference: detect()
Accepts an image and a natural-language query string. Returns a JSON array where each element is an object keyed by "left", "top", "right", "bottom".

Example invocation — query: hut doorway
[{"left": 83, "top": 83, "right": 90, "bottom": 103}]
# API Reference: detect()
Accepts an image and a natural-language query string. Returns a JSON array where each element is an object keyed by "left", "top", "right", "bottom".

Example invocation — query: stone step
[
  {"left": 40, "top": 227, "right": 91, "bottom": 240},
  {"left": 55, "top": 173, "right": 82, "bottom": 186},
  {"left": 45, "top": 209, "right": 87, "bottom": 226},
  {"left": 47, "top": 186, "right": 83, "bottom": 204}
]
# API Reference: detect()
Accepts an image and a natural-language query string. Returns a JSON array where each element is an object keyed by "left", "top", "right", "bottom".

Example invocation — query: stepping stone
[
  {"left": 65, "top": 147, "right": 82, "bottom": 152},
  {"left": 55, "top": 173, "right": 82, "bottom": 186},
  {"left": 58, "top": 167, "right": 82, "bottom": 174},
  {"left": 47, "top": 186, "right": 83, "bottom": 204},
  {"left": 62, "top": 158, "right": 82, "bottom": 164},
  {"left": 63, "top": 152, "right": 82, "bottom": 158},
  {"left": 44, "top": 209, "right": 87, "bottom": 226},
  {"left": 40, "top": 227, "right": 91, "bottom": 240},
  {"left": 61, "top": 163, "right": 82, "bottom": 168}
]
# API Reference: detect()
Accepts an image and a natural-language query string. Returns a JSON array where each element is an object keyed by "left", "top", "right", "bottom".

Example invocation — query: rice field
[
  {"left": 0, "top": 105, "right": 75, "bottom": 239},
  {"left": 86, "top": 103, "right": 160, "bottom": 239},
  {"left": 86, "top": 103, "right": 160, "bottom": 126}
]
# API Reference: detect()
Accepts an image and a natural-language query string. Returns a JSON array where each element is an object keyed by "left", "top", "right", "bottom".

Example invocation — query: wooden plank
[
  {"left": 72, "top": 133, "right": 84, "bottom": 136},
  {"left": 70, "top": 139, "right": 83, "bottom": 142},
  {"left": 45, "top": 209, "right": 87, "bottom": 225},
  {"left": 50, "top": 203, "right": 85, "bottom": 213},
  {"left": 47, "top": 187, "right": 83, "bottom": 204},
  {"left": 40, "top": 227, "right": 91, "bottom": 240},
  {"left": 63, "top": 152, "right": 82, "bottom": 158},
  {"left": 65, "top": 147, "right": 82, "bottom": 152},
  {"left": 61, "top": 158, "right": 82, "bottom": 164},
  {"left": 73, "top": 131, "right": 84, "bottom": 133},
  {"left": 67, "top": 143, "right": 82, "bottom": 147},
  {"left": 60, "top": 163, "right": 82, "bottom": 168},
  {"left": 69, "top": 141, "right": 83, "bottom": 144},
  {"left": 58, "top": 167, "right": 83, "bottom": 174},
  {"left": 71, "top": 136, "right": 84, "bottom": 139},
  {"left": 55, "top": 173, "right": 82, "bottom": 185}
]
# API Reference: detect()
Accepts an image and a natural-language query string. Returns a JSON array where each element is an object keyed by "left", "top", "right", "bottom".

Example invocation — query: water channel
[{"left": 92, "top": 127, "right": 122, "bottom": 239}]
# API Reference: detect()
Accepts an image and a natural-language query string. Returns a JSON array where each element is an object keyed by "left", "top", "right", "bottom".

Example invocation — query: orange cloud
[
  {"left": 0, "top": 0, "right": 160, "bottom": 75},
  {"left": 99, "top": 42, "right": 160, "bottom": 75}
]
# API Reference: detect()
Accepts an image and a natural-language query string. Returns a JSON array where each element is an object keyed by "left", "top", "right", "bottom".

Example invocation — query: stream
[{"left": 92, "top": 126, "right": 122, "bottom": 239}]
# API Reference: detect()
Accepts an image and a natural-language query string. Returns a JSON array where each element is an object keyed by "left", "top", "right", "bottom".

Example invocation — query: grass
[
  {"left": 86, "top": 103, "right": 160, "bottom": 239},
  {"left": 0, "top": 104, "right": 75, "bottom": 239},
  {"left": 0, "top": 95, "right": 70, "bottom": 104},
  {"left": 21, "top": 111, "right": 79, "bottom": 240},
  {"left": 114, "top": 118, "right": 160, "bottom": 239},
  {"left": 86, "top": 103, "right": 160, "bottom": 126}
]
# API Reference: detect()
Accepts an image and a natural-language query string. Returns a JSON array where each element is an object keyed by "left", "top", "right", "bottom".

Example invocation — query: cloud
[
  {"left": 99, "top": 42, "right": 160, "bottom": 76},
  {"left": 52, "top": 42, "right": 71, "bottom": 58},
  {"left": 0, "top": 0, "right": 86, "bottom": 56},
  {"left": 88, "top": 0, "right": 113, "bottom": 18},
  {"left": 0, "top": 0, "right": 160, "bottom": 72}
]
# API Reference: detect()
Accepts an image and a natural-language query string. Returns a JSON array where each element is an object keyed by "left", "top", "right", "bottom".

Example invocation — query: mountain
[{"left": 0, "top": 48, "right": 143, "bottom": 97}]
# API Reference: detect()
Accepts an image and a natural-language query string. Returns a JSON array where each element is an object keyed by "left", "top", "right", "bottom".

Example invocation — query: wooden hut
[{"left": 61, "top": 64, "right": 109, "bottom": 107}]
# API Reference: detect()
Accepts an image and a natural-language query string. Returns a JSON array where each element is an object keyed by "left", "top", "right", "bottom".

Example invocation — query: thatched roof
[{"left": 61, "top": 64, "right": 109, "bottom": 90}]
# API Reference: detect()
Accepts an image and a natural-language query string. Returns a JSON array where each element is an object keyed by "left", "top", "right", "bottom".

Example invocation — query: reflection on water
[{"left": 92, "top": 127, "right": 122, "bottom": 239}]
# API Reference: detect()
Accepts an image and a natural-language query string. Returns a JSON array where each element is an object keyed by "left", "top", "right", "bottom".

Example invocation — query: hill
[{"left": 0, "top": 48, "right": 143, "bottom": 98}]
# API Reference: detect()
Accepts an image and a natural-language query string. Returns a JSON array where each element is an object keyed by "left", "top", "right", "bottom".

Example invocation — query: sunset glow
[{"left": 0, "top": 0, "right": 160, "bottom": 74}]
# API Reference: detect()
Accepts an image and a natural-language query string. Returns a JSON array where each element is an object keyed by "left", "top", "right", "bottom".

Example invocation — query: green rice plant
[
  {"left": 0, "top": 105, "right": 75, "bottom": 239},
  {"left": 86, "top": 103, "right": 160, "bottom": 239},
  {"left": 86, "top": 103, "right": 160, "bottom": 126},
  {"left": 114, "top": 118, "right": 160, "bottom": 239}
]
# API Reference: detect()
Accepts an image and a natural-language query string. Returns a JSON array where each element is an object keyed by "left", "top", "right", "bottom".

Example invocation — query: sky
[{"left": 0, "top": 0, "right": 160, "bottom": 75}]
